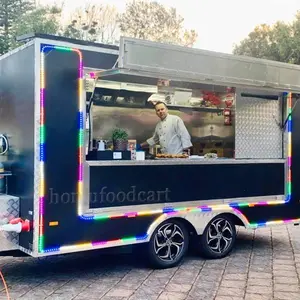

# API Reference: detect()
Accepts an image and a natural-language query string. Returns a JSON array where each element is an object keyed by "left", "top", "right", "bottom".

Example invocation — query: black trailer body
[
  {"left": 0, "top": 43, "right": 35, "bottom": 252},
  {"left": 0, "top": 34, "right": 299, "bottom": 269}
]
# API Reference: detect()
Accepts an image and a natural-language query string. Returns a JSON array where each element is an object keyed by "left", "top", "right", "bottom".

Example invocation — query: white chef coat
[{"left": 147, "top": 114, "right": 192, "bottom": 154}]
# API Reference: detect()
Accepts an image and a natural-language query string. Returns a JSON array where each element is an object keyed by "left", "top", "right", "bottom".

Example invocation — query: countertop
[{"left": 86, "top": 158, "right": 286, "bottom": 167}]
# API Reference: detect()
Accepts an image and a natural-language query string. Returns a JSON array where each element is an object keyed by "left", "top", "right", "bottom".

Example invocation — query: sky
[{"left": 42, "top": 0, "right": 299, "bottom": 54}]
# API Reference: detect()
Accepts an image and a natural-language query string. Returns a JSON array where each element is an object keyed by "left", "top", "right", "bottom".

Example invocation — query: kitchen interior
[{"left": 85, "top": 78, "right": 235, "bottom": 161}]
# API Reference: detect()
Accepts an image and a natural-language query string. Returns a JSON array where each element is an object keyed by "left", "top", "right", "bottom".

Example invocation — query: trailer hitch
[{"left": 0, "top": 218, "right": 30, "bottom": 233}]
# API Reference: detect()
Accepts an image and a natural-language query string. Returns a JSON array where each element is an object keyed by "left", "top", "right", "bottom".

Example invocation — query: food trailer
[{"left": 0, "top": 33, "right": 299, "bottom": 269}]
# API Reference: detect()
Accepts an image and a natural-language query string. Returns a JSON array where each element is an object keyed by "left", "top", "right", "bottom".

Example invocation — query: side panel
[
  {"left": 0, "top": 45, "right": 35, "bottom": 251},
  {"left": 89, "top": 163, "right": 285, "bottom": 209},
  {"left": 41, "top": 46, "right": 80, "bottom": 251}
]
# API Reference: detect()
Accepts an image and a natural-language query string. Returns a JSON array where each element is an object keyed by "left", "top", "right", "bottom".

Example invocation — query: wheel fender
[
  {"left": 183, "top": 208, "right": 250, "bottom": 235},
  {"left": 145, "top": 208, "right": 249, "bottom": 240}
]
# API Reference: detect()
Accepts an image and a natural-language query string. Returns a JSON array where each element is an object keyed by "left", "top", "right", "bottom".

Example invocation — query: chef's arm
[
  {"left": 177, "top": 119, "right": 193, "bottom": 150},
  {"left": 141, "top": 128, "right": 159, "bottom": 148}
]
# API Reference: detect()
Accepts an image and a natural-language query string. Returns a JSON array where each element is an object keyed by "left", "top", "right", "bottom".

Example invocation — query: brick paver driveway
[{"left": 0, "top": 225, "right": 299, "bottom": 300}]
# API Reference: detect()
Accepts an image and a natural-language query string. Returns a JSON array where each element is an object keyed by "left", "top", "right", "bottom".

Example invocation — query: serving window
[{"left": 86, "top": 81, "right": 236, "bottom": 161}]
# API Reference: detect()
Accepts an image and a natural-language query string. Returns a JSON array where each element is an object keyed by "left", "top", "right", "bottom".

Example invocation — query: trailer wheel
[
  {"left": 147, "top": 219, "right": 189, "bottom": 269},
  {"left": 199, "top": 214, "right": 236, "bottom": 259}
]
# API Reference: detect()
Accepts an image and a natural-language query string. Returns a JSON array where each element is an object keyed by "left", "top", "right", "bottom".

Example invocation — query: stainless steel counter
[{"left": 87, "top": 158, "right": 285, "bottom": 167}]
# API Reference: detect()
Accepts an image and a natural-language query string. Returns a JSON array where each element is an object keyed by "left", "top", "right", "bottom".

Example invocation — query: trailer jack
[{"left": 0, "top": 218, "right": 30, "bottom": 233}]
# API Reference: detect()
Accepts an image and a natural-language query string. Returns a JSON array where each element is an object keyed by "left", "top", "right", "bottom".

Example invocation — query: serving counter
[
  {"left": 87, "top": 158, "right": 284, "bottom": 166},
  {"left": 86, "top": 158, "right": 285, "bottom": 209}
]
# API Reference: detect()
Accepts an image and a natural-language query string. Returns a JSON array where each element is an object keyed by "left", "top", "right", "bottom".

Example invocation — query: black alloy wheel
[
  {"left": 198, "top": 214, "right": 236, "bottom": 259},
  {"left": 147, "top": 219, "right": 189, "bottom": 269}
]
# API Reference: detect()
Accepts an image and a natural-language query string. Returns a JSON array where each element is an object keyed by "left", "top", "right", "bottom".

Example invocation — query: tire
[
  {"left": 198, "top": 214, "right": 236, "bottom": 259},
  {"left": 147, "top": 219, "right": 189, "bottom": 269}
]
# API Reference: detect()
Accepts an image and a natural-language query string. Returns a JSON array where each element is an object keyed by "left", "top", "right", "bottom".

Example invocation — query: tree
[
  {"left": 62, "top": 2, "right": 119, "bottom": 44},
  {"left": 10, "top": 5, "right": 62, "bottom": 49},
  {"left": 118, "top": 0, "right": 198, "bottom": 47},
  {"left": 233, "top": 11, "right": 300, "bottom": 65},
  {"left": 0, "top": 0, "right": 35, "bottom": 54}
]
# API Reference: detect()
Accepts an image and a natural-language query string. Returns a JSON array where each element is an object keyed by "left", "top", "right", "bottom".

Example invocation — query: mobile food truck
[{"left": 0, "top": 33, "right": 299, "bottom": 269}]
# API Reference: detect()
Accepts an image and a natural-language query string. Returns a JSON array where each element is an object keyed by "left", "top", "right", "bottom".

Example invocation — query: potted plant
[{"left": 112, "top": 128, "right": 129, "bottom": 151}]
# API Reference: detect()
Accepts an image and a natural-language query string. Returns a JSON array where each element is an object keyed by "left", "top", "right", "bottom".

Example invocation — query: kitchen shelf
[{"left": 93, "top": 101, "right": 229, "bottom": 113}]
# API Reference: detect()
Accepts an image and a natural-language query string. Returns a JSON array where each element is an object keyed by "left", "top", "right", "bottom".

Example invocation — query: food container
[{"left": 136, "top": 151, "right": 145, "bottom": 161}]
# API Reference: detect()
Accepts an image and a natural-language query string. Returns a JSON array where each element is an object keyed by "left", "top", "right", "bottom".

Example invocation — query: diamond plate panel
[
  {"left": 33, "top": 109, "right": 40, "bottom": 254},
  {"left": 0, "top": 195, "right": 19, "bottom": 250},
  {"left": 235, "top": 92, "right": 282, "bottom": 159}
]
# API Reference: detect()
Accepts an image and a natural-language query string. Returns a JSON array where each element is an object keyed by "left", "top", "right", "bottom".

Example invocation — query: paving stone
[
  {"left": 170, "top": 270, "right": 199, "bottom": 284},
  {"left": 44, "top": 293, "right": 75, "bottom": 300},
  {"left": 273, "top": 259, "right": 295, "bottom": 265},
  {"left": 72, "top": 293, "right": 100, "bottom": 300},
  {"left": 246, "top": 285, "right": 273, "bottom": 295},
  {"left": 224, "top": 267, "right": 248, "bottom": 275},
  {"left": 214, "top": 297, "right": 242, "bottom": 300},
  {"left": 193, "top": 279, "right": 219, "bottom": 291},
  {"left": 273, "top": 276, "right": 299, "bottom": 284},
  {"left": 223, "top": 273, "right": 247, "bottom": 281},
  {"left": 157, "top": 292, "right": 187, "bottom": 300},
  {"left": 129, "top": 293, "right": 158, "bottom": 300},
  {"left": 274, "top": 283, "right": 300, "bottom": 292},
  {"left": 164, "top": 283, "right": 192, "bottom": 293},
  {"left": 244, "top": 293, "right": 273, "bottom": 300},
  {"left": 248, "top": 272, "right": 272, "bottom": 279},
  {"left": 273, "top": 264, "right": 296, "bottom": 271},
  {"left": 134, "top": 284, "right": 164, "bottom": 297},
  {"left": 196, "top": 273, "right": 223, "bottom": 283},
  {"left": 216, "top": 287, "right": 245, "bottom": 297},
  {"left": 247, "top": 278, "right": 272, "bottom": 287},
  {"left": 273, "top": 270, "right": 298, "bottom": 277},
  {"left": 220, "top": 280, "right": 246, "bottom": 288},
  {"left": 274, "top": 292, "right": 300, "bottom": 300},
  {"left": 101, "top": 297, "right": 128, "bottom": 300},
  {"left": 104, "top": 288, "right": 135, "bottom": 298}
]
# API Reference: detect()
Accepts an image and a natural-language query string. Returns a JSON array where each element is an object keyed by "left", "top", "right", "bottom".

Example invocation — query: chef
[{"left": 140, "top": 101, "right": 192, "bottom": 154}]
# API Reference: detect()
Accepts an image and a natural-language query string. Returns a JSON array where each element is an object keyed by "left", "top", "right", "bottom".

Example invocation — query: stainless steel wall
[{"left": 235, "top": 89, "right": 283, "bottom": 159}]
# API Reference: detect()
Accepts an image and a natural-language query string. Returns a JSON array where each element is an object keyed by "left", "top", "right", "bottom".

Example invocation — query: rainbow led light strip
[
  {"left": 287, "top": 92, "right": 292, "bottom": 202},
  {"left": 39, "top": 45, "right": 84, "bottom": 253},
  {"left": 39, "top": 50, "right": 294, "bottom": 254}
]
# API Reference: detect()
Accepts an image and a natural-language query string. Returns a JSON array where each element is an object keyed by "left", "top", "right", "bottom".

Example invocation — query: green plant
[{"left": 112, "top": 128, "right": 128, "bottom": 141}]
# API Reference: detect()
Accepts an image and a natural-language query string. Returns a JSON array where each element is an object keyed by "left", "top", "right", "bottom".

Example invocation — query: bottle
[{"left": 98, "top": 140, "right": 105, "bottom": 151}]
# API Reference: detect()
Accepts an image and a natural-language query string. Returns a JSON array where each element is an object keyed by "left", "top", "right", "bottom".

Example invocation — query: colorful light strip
[
  {"left": 286, "top": 92, "right": 292, "bottom": 202},
  {"left": 79, "top": 199, "right": 286, "bottom": 222},
  {"left": 39, "top": 45, "right": 83, "bottom": 253},
  {"left": 43, "top": 214, "right": 300, "bottom": 254}
]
